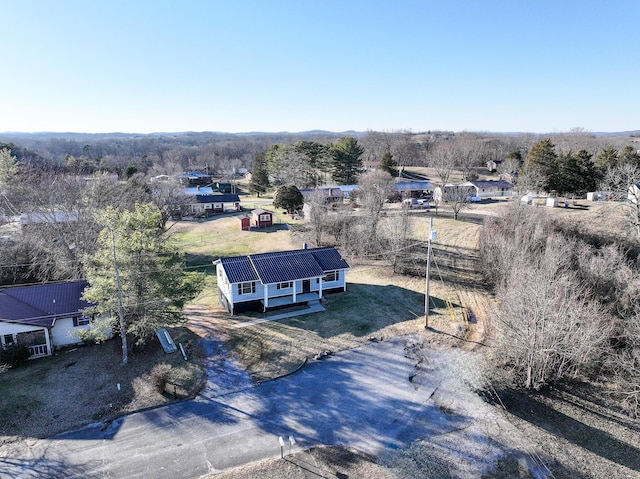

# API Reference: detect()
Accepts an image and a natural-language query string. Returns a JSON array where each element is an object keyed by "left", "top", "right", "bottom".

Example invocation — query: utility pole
[
  {"left": 425, "top": 216, "right": 435, "bottom": 329},
  {"left": 108, "top": 225, "right": 128, "bottom": 365}
]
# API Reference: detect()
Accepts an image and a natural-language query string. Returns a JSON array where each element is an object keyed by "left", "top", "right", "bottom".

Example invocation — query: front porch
[{"left": 261, "top": 292, "right": 320, "bottom": 310}]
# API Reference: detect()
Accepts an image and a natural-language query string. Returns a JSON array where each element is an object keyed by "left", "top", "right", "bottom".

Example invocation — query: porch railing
[{"left": 28, "top": 344, "right": 48, "bottom": 358}]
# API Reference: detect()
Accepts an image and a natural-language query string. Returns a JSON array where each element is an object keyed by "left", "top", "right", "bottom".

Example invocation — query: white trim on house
[{"left": 215, "top": 247, "right": 349, "bottom": 314}]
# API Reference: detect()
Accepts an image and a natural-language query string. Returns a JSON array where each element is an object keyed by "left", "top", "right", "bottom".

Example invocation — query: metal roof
[
  {"left": 249, "top": 250, "right": 325, "bottom": 284},
  {"left": 394, "top": 181, "right": 434, "bottom": 191},
  {"left": 471, "top": 180, "right": 513, "bottom": 189},
  {"left": 194, "top": 194, "right": 240, "bottom": 204},
  {"left": 218, "top": 246, "right": 349, "bottom": 285},
  {"left": 184, "top": 187, "right": 215, "bottom": 196},
  {"left": 219, "top": 256, "right": 259, "bottom": 283},
  {"left": 308, "top": 246, "right": 350, "bottom": 271},
  {"left": 0, "top": 281, "right": 91, "bottom": 327},
  {"left": 252, "top": 208, "right": 273, "bottom": 216}
]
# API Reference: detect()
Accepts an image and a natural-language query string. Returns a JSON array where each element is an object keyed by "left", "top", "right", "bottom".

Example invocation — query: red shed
[
  {"left": 238, "top": 215, "right": 251, "bottom": 231},
  {"left": 252, "top": 208, "right": 273, "bottom": 228}
]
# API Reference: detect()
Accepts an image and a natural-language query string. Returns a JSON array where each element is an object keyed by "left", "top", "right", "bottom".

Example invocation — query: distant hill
[{"left": 1, "top": 129, "right": 638, "bottom": 142}]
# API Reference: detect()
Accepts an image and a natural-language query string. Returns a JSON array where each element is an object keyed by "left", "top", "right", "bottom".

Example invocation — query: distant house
[
  {"left": 211, "top": 182, "right": 233, "bottom": 194},
  {"left": 20, "top": 211, "right": 78, "bottom": 230},
  {"left": 176, "top": 172, "right": 213, "bottom": 187},
  {"left": 434, "top": 183, "right": 477, "bottom": 203},
  {"left": 181, "top": 187, "right": 240, "bottom": 217},
  {"left": 0, "top": 281, "right": 111, "bottom": 358},
  {"left": 214, "top": 246, "right": 349, "bottom": 314},
  {"left": 252, "top": 208, "right": 274, "bottom": 228},
  {"left": 300, "top": 187, "right": 345, "bottom": 205},
  {"left": 363, "top": 160, "right": 379, "bottom": 171},
  {"left": 486, "top": 160, "right": 503, "bottom": 172},
  {"left": 394, "top": 181, "right": 434, "bottom": 198},
  {"left": 434, "top": 180, "right": 512, "bottom": 202},
  {"left": 469, "top": 180, "right": 513, "bottom": 199}
]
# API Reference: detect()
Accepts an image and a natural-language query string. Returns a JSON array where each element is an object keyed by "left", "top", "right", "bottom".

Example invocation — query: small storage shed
[
  {"left": 252, "top": 208, "right": 274, "bottom": 228},
  {"left": 238, "top": 215, "right": 251, "bottom": 231}
]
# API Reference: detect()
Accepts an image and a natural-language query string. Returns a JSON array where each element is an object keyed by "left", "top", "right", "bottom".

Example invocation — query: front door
[{"left": 302, "top": 279, "right": 311, "bottom": 293}]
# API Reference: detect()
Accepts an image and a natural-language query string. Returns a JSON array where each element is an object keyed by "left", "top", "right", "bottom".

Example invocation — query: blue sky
[{"left": 2, "top": 0, "right": 638, "bottom": 134}]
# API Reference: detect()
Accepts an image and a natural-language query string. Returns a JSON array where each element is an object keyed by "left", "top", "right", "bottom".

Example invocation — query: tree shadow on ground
[
  {"left": 281, "top": 284, "right": 425, "bottom": 339},
  {"left": 498, "top": 389, "right": 640, "bottom": 473},
  {"left": 247, "top": 224, "right": 290, "bottom": 233},
  {"left": 184, "top": 252, "right": 218, "bottom": 274},
  {"left": 1, "top": 453, "right": 96, "bottom": 479}
]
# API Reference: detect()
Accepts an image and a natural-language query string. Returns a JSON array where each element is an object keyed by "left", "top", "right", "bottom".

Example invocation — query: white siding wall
[
  {"left": 229, "top": 282, "right": 265, "bottom": 303},
  {"left": 266, "top": 282, "right": 295, "bottom": 298},
  {"left": 216, "top": 266, "right": 232, "bottom": 300},
  {"left": 476, "top": 187, "right": 512, "bottom": 198},
  {"left": 321, "top": 269, "right": 347, "bottom": 289},
  {"left": 0, "top": 322, "right": 46, "bottom": 341},
  {"left": 51, "top": 317, "right": 86, "bottom": 347}
]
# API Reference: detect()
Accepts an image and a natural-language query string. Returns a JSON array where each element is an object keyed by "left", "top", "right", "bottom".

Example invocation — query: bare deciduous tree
[
  {"left": 429, "top": 142, "right": 457, "bottom": 187},
  {"left": 494, "top": 236, "right": 613, "bottom": 389},
  {"left": 357, "top": 170, "right": 396, "bottom": 250},
  {"left": 600, "top": 163, "right": 640, "bottom": 238},
  {"left": 437, "top": 184, "right": 473, "bottom": 220},
  {"left": 303, "top": 190, "right": 329, "bottom": 247},
  {"left": 382, "top": 203, "right": 412, "bottom": 273}
]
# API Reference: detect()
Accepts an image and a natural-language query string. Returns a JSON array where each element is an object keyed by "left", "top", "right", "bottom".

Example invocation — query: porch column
[
  {"left": 263, "top": 284, "right": 269, "bottom": 311},
  {"left": 293, "top": 281, "right": 297, "bottom": 303},
  {"left": 44, "top": 328, "right": 52, "bottom": 355},
  {"left": 318, "top": 277, "right": 323, "bottom": 299}
]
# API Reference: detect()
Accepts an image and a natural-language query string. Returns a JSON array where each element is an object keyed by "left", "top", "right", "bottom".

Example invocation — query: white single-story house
[
  {"left": 214, "top": 246, "right": 349, "bottom": 314},
  {"left": 468, "top": 180, "right": 513, "bottom": 199},
  {"left": 0, "top": 281, "right": 109, "bottom": 358},
  {"left": 433, "top": 183, "right": 476, "bottom": 203},
  {"left": 181, "top": 187, "right": 241, "bottom": 217},
  {"left": 486, "top": 159, "right": 503, "bottom": 172},
  {"left": 435, "top": 180, "right": 513, "bottom": 203},
  {"left": 300, "top": 187, "right": 345, "bottom": 204}
]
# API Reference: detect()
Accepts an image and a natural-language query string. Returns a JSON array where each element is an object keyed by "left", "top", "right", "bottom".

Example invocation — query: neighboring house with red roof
[
  {"left": 214, "top": 246, "right": 349, "bottom": 314},
  {"left": 0, "top": 281, "right": 110, "bottom": 358},
  {"left": 251, "top": 208, "right": 273, "bottom": 228}
]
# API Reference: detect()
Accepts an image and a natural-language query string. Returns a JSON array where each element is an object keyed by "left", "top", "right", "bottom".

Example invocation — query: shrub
[
  {"left": 0, "top": 344, "right": 30, "bottom": 367},
  {"left": 150, "top": 363, "right": 172, "bottom": 392}
]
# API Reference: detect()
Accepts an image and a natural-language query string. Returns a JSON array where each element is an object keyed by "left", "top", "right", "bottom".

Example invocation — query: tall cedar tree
[
  {"left": 249, "top": 152, "right": 270, "bottom": 197},
  {"left": 330, "top": 137, "right": 364, "bottom": 185},
  {"left": 82, "top": 204, "right": 204, "bottom": 364},
  {"left": 595, "top": 146, "right": 619, "bottom": 171},
  {"left": 294, "top": 140, "right": 331, "bottom": 187},
  {"left": 379, "top": 151, "right": 398, "bottom": 176},
  {"left": 525, "top": 139, "right": 559, "bottom": 193}
]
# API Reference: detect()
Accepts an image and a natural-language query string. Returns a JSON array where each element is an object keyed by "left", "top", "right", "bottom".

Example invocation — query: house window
[
  {"left": 260, "top": 214, "right": 270, "bottom": 222},
  {"left": 73, "top": 316, "right": 91, "bottom": 327},
  {"left": 238, "top": 282, "right": 256, "bottom": 295},
  {"left": 324, "top": 271, "right": 339, "bottom": 282},
  {"left": 3, "top": 334, "right": 14, "bottom": 346},
  {"left": 276, "top": 281, "right": 292, "bottom": 290}
]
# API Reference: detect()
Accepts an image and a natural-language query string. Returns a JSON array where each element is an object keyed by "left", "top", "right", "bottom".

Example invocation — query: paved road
[{"left": 1, "top": 335, "right": 449, "bottom": 479}]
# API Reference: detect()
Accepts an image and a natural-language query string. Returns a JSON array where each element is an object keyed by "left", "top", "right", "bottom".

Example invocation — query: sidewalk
[{"left": 232, "top": 302, "right": 325, "bottom": 329}]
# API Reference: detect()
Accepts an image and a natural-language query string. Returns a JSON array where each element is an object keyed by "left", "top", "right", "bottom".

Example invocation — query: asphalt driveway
[{"left": 0, "top": 334, "right": 458, "bottom": 479}]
